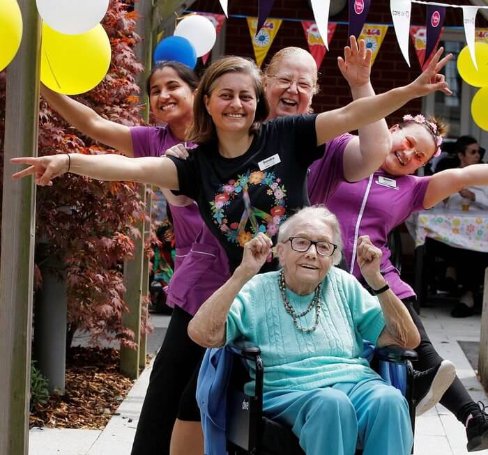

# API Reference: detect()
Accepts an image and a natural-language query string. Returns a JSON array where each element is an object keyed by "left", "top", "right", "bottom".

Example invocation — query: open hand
[
  {"left": 337, "top": 36, "right": 372, "bottom": 89},
  {"left": 11, "top": 154, "right": 69, "bottom": 186}
]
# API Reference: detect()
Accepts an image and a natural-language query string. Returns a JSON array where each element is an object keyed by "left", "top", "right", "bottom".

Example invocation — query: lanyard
[{"left": 349, "top": 174, "right": 374, "bottom": 274}]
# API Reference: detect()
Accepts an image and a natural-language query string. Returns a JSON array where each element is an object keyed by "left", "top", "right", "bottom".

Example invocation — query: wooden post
[
  {"left": 478, "top": 268, "right": 488, "bottom": 390},
  {"left": 119, "top": 0, "right": 155, "bottom": 379},
  {"left": 135, "top": 0, "right": 154, "bottom": 372},
  {"left": 0, "top": 2, "right": 41, "bottom": 454}
]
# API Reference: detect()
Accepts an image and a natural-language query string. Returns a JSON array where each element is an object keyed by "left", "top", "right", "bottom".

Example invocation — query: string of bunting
[
  {"left": 189, "top": 10, "right": 487, "bottom": 74},
  {"left": 217, "top": 0, "right": 488, "bottom": 69}
]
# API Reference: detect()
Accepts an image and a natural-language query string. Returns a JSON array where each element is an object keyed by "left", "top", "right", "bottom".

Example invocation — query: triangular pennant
[
  {"left": 410, "top": 25, "right": 427, "bottom": 68},
  {"left": 257, "top": 0, "right": 276, "bottom": 35},
  {"left": 310, "top": 0, "right": 331, "bottom": 50},
  {"left": 348, "top": 0, "right": 371, "bottom": 39},
  {"left": 198, "top": 13, "right": 226, "bottom": 65},
  {"left": 301, "top": 21, "right": 337, "bottom": 69},
  {"left": 218, "top": 0, "right": 228, "bottom": 17},
  {"left": 390, "top": 0, "right": 412, "bottom": 67},
  {"left": 358, "top": 24, "right": 389, "bottom": 66},
  {"left": 476, "top": 27, "right": 488, "bottom": 44},
  {"left": 425, "top": 5, "right": 446, "bottom": 65},
  {"left": 463, "top": 6, "right": 479, "bottom": 70},
  {"left": 247, "top": 17, "right": 282, "bottom": 67}
]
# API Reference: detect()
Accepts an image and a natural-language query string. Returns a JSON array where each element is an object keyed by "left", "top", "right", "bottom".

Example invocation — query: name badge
[
  {"left": 376, "top": 176, "right": 397, "bottom": 189},
  {"left": 258, "top": 154, "right": 281, "bottom": 171}
]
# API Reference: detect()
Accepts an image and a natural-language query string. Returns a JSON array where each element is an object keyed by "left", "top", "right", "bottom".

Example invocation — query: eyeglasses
[
  {"left": 270, "top": 75, "right": 314, "bottom": 94},
  {"left": 286, "top": 237, "right": 337, "bottom": 257},
  {"left": 398, "top": 130, "right": 428, "bottom": 164}
]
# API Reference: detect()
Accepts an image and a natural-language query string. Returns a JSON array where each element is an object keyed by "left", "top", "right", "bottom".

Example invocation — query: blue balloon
[{"left": 153, "top": 36, "right": 197, "bottom": 69}]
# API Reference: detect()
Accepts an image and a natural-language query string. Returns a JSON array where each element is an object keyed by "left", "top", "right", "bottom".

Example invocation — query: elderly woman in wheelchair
[{"left": 189, "top": 205, "right": 420, "bottom": 455}]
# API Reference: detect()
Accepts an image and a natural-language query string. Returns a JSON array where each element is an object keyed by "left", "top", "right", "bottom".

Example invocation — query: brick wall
[{"left": 192, "top": 0, "right": 487, "bottom": 126}]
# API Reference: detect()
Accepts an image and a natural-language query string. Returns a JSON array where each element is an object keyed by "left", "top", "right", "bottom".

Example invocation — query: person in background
[
  {"left": 443, "top": 135, "right": 488, "bottom": 211},
  {"left": 310, "top": 115, "right": 488, "bottom": 452},
  {"left": 188, "top": 206, "right": 420, "bottom": 455},
  {"left": 430, "top": 135, "right": 488, "bottom": 319}
]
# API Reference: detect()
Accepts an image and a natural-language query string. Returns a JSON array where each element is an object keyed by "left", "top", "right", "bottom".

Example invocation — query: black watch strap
[{"left": 371, "top": 283, "right": 390, "bottom": 295}]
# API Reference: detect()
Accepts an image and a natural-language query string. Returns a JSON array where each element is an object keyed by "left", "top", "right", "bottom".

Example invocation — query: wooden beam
[
  {"left": 478, "top": 268, "right": 488, "bottom": 390},
  {"left": 119, "top": 0, "right": 155, "bottom": 380},
  {"left": 0, "top": 2, "right": 41, "bottom": 454}
]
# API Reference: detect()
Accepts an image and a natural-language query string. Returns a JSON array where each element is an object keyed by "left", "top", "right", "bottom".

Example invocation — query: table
[
  {"left": 405, "top": 208, "right": 488, "bottom": 306},
  {"left": 406, "top": 209, "right": 488, "bottom": 253}
]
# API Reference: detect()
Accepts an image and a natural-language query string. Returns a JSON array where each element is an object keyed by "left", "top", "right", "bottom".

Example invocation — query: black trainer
[
  {"left": 466, "top": 402, "right": 488, "bottom": 452},
  {"left": 414, "top": 360, "right": 456, "bottom": 416}
]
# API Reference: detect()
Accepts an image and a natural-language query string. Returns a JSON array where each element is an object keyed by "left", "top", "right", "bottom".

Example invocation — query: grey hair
[{"left": 277, "top": 205, "right": 343, "bottom": 265}]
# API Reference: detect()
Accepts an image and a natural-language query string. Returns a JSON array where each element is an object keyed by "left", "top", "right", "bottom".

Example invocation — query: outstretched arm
[
  {"left": 188, "top": 233, "right": 272, "bottom": 348},
  {"left": 357, "top": 235, "right": 420, "bottom": 349},
  {"left": 11, "top": 153, "right": 180, "bottom": 190},
  {"left": 423, "top": 163, "right": 488, "bottom": 208},
  {"left": 40, "top": 85, "right": 195, "bottom": 206},
  {"left": 315, "top": 48, "right": 452, "bottom": 146},
  {"left": 338, "top": 36, "right": 391, "bottom": 182},
  {"left": 40, "top": 84, "right": 134, "bottom": 156}
]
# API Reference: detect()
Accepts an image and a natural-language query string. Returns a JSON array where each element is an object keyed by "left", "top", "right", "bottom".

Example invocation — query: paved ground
[{"left": 30, "top": 304, "right": 488, "bottom": 454}]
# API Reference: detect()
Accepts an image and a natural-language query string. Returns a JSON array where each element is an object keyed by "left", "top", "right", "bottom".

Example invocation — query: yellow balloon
[
  {"left": 457, "top": 43, "right": 488, "bottom": 88},
  {"left": 471, "top": 87, "right": 488, "bottom": 131},
  {"left": 41, "top": 23, "right": 111, "bottom": 95},
  {"left": 0, "top": 0, "right": 23, "bottom": 71}
]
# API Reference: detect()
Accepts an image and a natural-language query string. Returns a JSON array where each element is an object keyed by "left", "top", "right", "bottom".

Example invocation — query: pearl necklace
[{"left": 278, "top": 270, "right": 322, "bottom": 333}]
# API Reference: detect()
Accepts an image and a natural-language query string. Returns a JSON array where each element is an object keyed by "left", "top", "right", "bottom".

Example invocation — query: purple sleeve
[
  {"left": 307, "top": 133, "right": 352, "bottom": 205},
  {"left": 409, "top": 175, "right": 431, "bottom": 212},
  {"left": 130, "top": 126, "right": 179, "bottom": 158}
]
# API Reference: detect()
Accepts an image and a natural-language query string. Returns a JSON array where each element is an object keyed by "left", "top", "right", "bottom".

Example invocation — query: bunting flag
[
  {"left": 199, "top": 13, "right": 226, "bottom": 65},
  {"left": 348, "top": 0, "right": 371, "bottom": 39},
  {"left": 359, "top": 24, "right": 389, "bottom": 65},
  {"left": 257, "top": 0, "right": 276, "bottom": 35},
  {"left": 476, "top": 27, "right": 488, "bottom": 43},
  {"left": 301, "top": 21, "right": 337, "bottom": 68},
  {"left": 425, "top": 4, "right": 446, "bottom": 65},
  {"left": 247, "top": 17, "right": 282, "bottom": 67},
  {"left": 410, "top": 25, "right": 427, "bottom": 68},
  {"left": 218, "top": 0, "right": 228, "bottom": 17},
  {"left": 462, "top": 6, "right": 479, "bottom": 69},
  {"left": 390, "top": 0, "right": 412, "bottom": 67},
  {"left": 309, "top": 0, "right": 332, "bottom": 50},
  {"left": 410, "top": 25, "right": 443, "bottom": 70}
]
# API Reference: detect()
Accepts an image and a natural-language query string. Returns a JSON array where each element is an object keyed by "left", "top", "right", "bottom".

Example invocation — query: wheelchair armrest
[
  {"left": 227, "top": 339, "right": 263, "bottom": 401},
  {"left": 375, "top": 345, "right": 418, "bottom": 363},
  {"left": 227, "top": 339, "right": 261, "bottom": 359}
]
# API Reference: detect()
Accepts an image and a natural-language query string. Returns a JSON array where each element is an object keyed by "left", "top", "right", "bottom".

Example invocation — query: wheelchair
[{"left": 225, "top": 340, "right": 418, "bottom": 455}]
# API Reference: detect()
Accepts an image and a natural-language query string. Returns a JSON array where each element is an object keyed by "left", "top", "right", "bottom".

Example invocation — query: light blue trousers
[{"left": 263, "top": 378, "right": 413, "bottom": 455}]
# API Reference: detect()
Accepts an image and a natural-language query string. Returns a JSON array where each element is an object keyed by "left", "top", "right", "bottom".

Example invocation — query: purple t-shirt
[
  {"left": 131, "top": 126, "right": 229, "bottom": 314},
  {"left": 308, "top": 133, "right": 431, "bottom": 300}
]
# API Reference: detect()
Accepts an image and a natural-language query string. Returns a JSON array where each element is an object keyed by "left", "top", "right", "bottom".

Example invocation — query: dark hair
[
  {"left": 146, "top": 61, "right": 199, "bottom": 94},
  {"left": 454, "top": 135, "right": 478, "bottom": 155},
  {"left": 187, "top": 56, "right": 270, "bottom": 144}
]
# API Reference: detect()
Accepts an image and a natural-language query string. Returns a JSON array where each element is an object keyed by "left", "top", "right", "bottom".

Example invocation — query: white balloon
[
  {"left": 36, "top": 0, "right": 109, "bottom": 35},
  {"left": 174, "top": 15, "right": 217, "bottom": 57}
]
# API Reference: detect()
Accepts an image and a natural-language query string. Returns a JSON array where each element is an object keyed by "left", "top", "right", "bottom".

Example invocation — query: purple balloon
[{"left": 153, "top": 36, "right": 197, "bottom": 69}]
